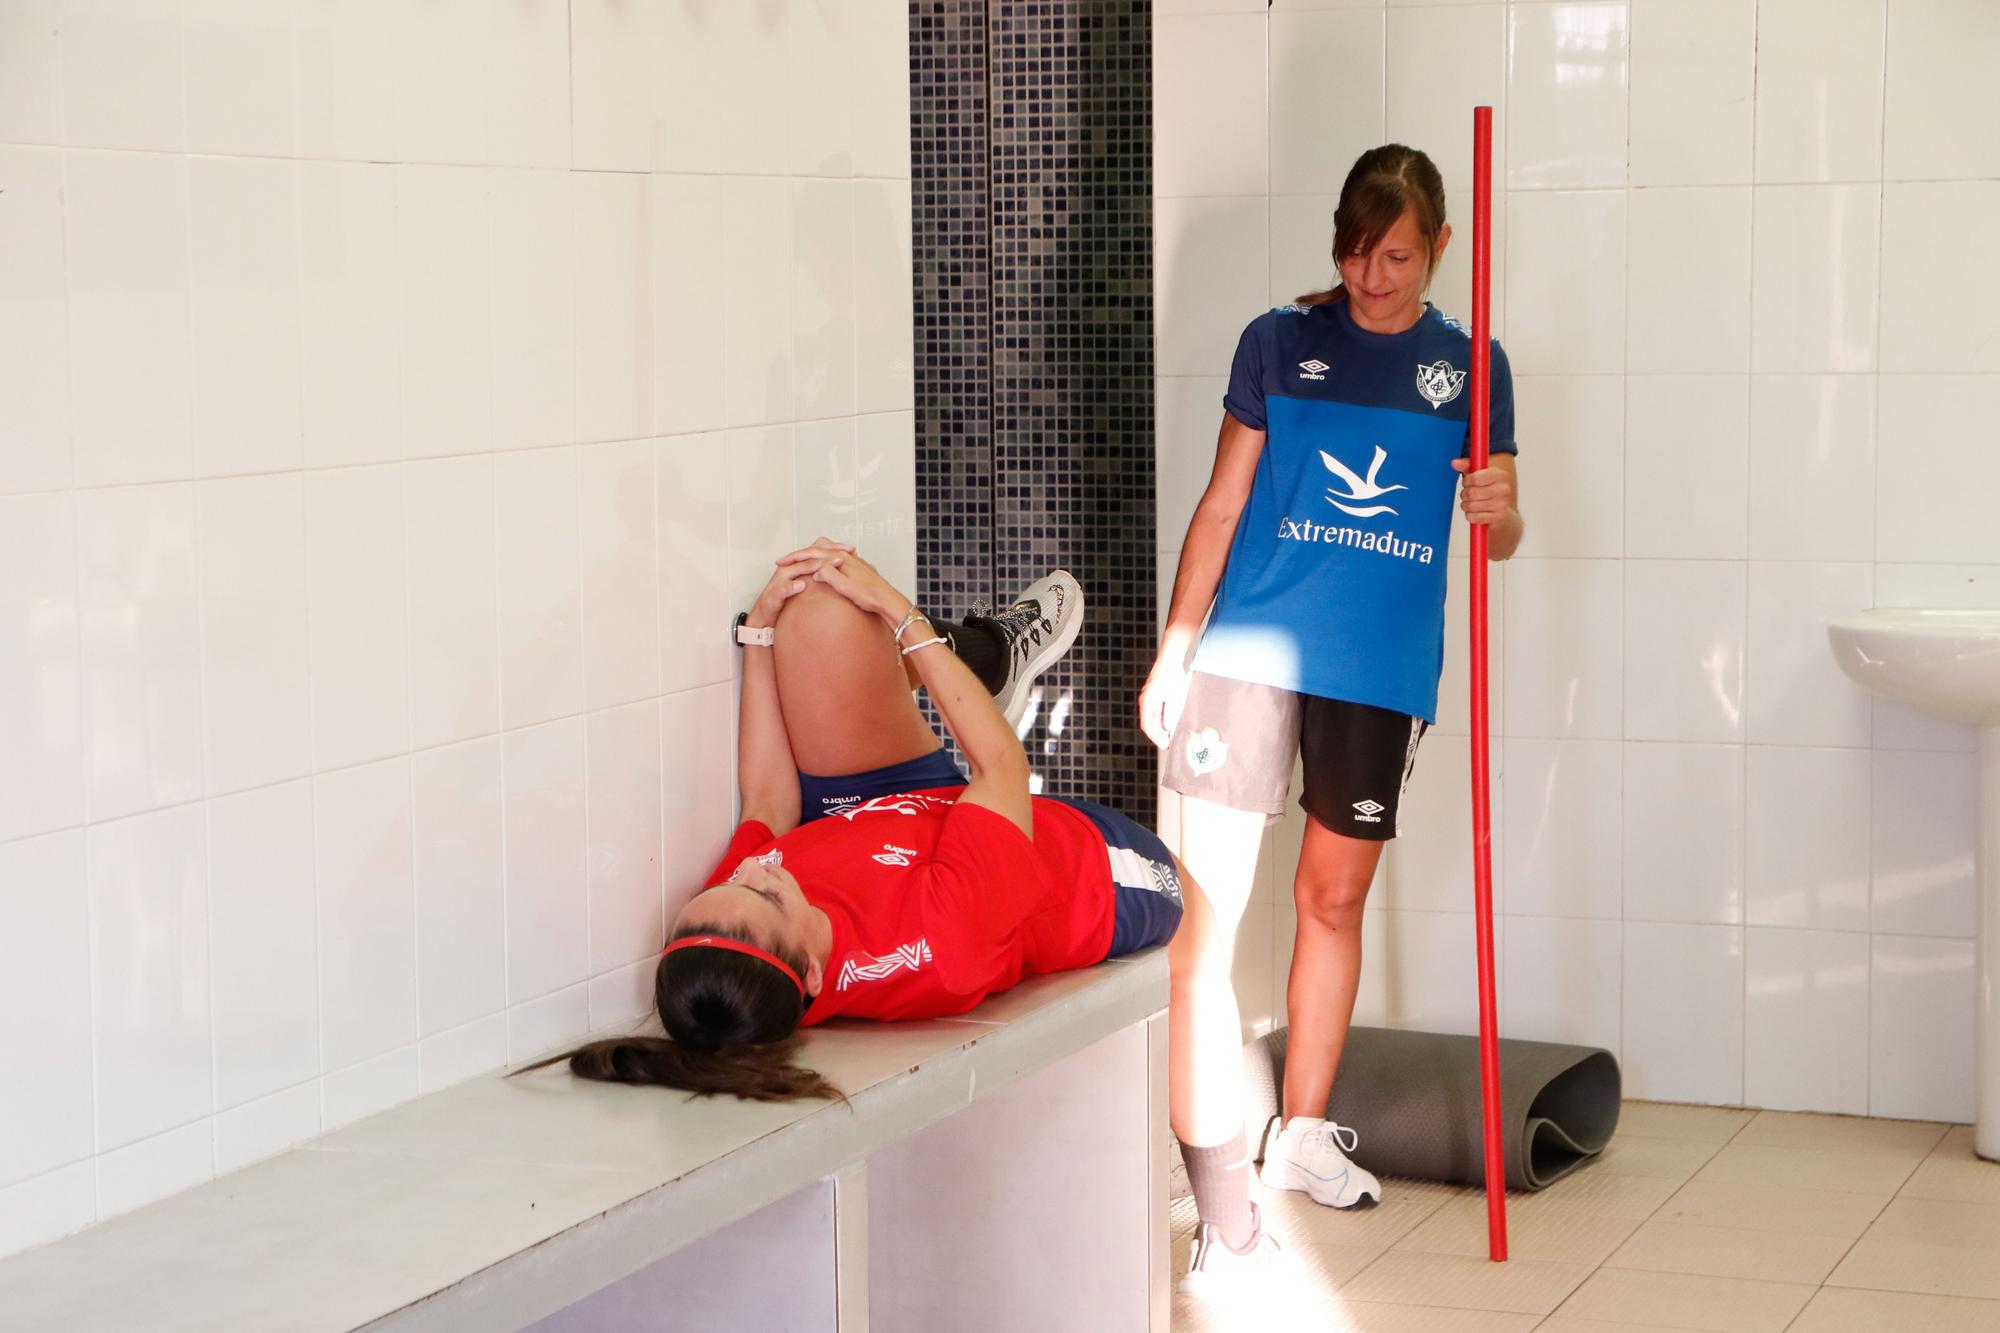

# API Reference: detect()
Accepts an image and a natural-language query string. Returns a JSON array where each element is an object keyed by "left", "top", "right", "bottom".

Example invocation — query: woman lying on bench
[{"left": 534, "top": 541, "right": 1186, "bottom": 1100}]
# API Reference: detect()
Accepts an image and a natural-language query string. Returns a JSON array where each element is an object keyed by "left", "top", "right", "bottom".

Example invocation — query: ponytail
[{"left": 514, "top": 924, "right": 844, "bottom": 1103}]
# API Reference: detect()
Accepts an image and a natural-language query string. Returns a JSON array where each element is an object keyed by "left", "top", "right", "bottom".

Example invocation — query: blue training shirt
[{"left": 1191, "top": 299, "right": 1518, "bottom": 723}]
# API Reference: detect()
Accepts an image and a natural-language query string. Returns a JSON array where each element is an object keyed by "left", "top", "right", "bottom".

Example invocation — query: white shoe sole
[{"left": 1259, "top": 1155, "right": 1381, "bottom": 1209}]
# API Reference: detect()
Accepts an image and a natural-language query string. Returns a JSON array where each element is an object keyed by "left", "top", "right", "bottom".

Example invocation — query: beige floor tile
[
  {"left": 1732, "top": 1109, "right": 1947, "bottom": 1158},
  {"left": 1336, "top": 1249, "right": 1593, "bottom": 1316},
  {"left": 1603, "top": 1219, "right": 1851, "bottom": 1284},
  {"left": 1828, "top": 1233, "right": 2000, "bottom": 1300},
  {"left": 1692, "top": 1143, "right": 1920, "bottom": 1195},
  {"left": 1617, "top": 1101, "right": 1757, "bottom": 1144},
  {"left": 1554, "top": 1269, "right": 1816, "bottom": 1332},
  {"left": 1592, "top": 1135, "right": 1724, "bottom": 1181},
  {"left": 1540, "top": 1321, "right": 1704, "bottom": 1333},
  {"left": 1393, "top": 1196, "right": 1640, "bottom": 1266},
  {"left": 1655, "top": 1180, "right": 1889, "bottom": 1239},
  {"left": 1320, "top": 1301, "right": 1542, "bottom": 1332},
  {"left": 1787, "top": 1287, "right": 2000, "bottom": 1333},
  {"left": 1933, "top": 1125, "right": 1980, "bottom": 1159},
  {"left": 1501, "top": 1170, "right": 1681, "bottom": 1221},
  {"left": 1869, "top": 1196, "right": 2000, "bottom": 1248},
  {"left": 1252, "top": 1180, "right": 1449, "bottom": 1251},
  {"left": 1901, "top": 1154, "right": 2000, "bottom": 1205},
  {"left": 1170, "top": 1193, "right": 1198, "bottom": 1236}
]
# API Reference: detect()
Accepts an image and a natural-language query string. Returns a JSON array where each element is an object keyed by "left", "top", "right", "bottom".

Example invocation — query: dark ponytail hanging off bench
[{"left": 514, "top": 925, "right": 843, "bottom": 1104}]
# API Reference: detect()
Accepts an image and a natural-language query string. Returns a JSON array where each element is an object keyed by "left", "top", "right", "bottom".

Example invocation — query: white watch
[{"left": 734, "top": 614, "right": 774, "bottom": 648}]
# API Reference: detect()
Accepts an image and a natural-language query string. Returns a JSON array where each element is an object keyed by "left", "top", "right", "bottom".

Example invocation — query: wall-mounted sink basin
[{"left": 1828, "top": 608, "right": 2000, "bottom": 1161}]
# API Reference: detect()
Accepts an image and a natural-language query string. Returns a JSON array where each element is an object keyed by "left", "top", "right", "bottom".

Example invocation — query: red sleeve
[
  {"left": 704, "top": 820, "right": 777, "bottom": 888},
  {"left": 918, "top": 802, "right": 1042, "bottom": 985}
]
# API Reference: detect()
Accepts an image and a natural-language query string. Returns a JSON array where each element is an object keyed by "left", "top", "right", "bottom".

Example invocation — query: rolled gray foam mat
[{"left": 1241, "top": 1026, "right": 1621, "bottom": 1191}]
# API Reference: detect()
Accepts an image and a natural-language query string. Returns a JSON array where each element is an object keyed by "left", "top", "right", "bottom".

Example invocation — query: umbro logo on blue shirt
[{"left": 1298, "top": 358, "right": 1329, "bottom": 381}]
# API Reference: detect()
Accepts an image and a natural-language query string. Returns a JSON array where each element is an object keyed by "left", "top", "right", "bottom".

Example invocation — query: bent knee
[{"left": 1294, "top": 875, "right": 1370, "bottom": 932}]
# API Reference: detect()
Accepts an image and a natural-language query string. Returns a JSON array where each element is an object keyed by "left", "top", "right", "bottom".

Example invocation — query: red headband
[{"left": 662, "top": 935, "right": 806, "bottom": 996}]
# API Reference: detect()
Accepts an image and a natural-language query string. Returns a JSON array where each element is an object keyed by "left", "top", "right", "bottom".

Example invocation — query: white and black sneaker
[
  {"left": 1178, "top": 1203, "right": 1290, "bottom": 1305},
  {"left": 968, "top": 571, "right": 1085, "bottom": 731}
]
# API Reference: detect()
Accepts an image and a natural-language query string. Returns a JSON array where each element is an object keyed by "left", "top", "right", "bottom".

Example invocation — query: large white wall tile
[
  {"left": 1268, "top": 192, "right": 1339, "bottom": 308},
  {"left": 296, "top": 0, "right": 402, "bottom": 163},
  {"left": 183, "top": 0, "right": 296, "bottom": 158},
  {"left": 418, "top": 1015, "right": 506, "bottom": 1094},
  {"left": 0, "top": 494, "right": 82, "bottom": 843},
  {"left": 647, "top": 177, "right": 726, "bottom": 428},
  {"left": 0, "top": 148, "right": 72, "bottom": 495},
  {"left": 1156, "top": 195, "right": 1270, "bottom": 378},
  {"left": 1156, "top": 377, "right": 1228, "bottom": 552},
  {"left": 725, "top": 425, "right": 798, "bottom": 616},
  {"left": 1270, "top": 9, "right": 1385, "bottom": 196},
  {"left": 1158, "top": 13, "right": 1269, "bottom": 198},
  {"left": 854, "top": 179, "right": 915, "bottom": 416},
  {"left": 579, "top": 441, "right": 661, "bottom": 713},
  {"left": 1623, "top": 742, "right": 1744, "bottom": 925},
  {"left": 1880, "top": 182, "right": 2000, "bottom": 375},
  {"left": 661, "top": 683, "right": 737, "bottom": 925},
  {"left": 588, "top": 701, "right": 666, "bottom": 972},
  {"left": 785, "top": 0, "right": 858, "bottom": 178},
  {"left": 1745, "top": 747, "right": 1870, "bottom": 932},
  {"left": 1628, "top": 0, "right": 1753, "bottom": 186},
  {"left": 1502, "top": 916, "right": 1620, "bottom": 1053},
  {"left": 0, "top": 833, "right": 92, "bottom": 1190},
  {"left": 1510, "top": 377, "right": 1623, "bottom": 559},
  {"left": 1622, "top": 921, "right": 1743, "bottom": 1104},
  {"left": 1623, "top": 560, "right": 1746, "bottom": 744},
  {"left": 656, "top": 1, "right": 788, "bottom": 178},
  {"left": 1750, "top": 184, "right": 1880, "bottom": 374},
  {"left": 1504, "top": 190, "right": 1625, "bottom": 375},
  {"left": 495, "top": 447, "right": 584, "bottom": 730},
  {"left": 405, "top": 456, "right": 500, "bottom": 750},
  {"left": 1870, "top": 749, "right": 1977, "bottom": 939},
  {"left": 658, "top": 434, "right": 733, "bottom": 696},
  {"left": 1626, "top": 189, "right": 1751, "bottom": 372},
  {"left": 89, "top": 806, "right": 211, "bottom": 1151},
  {"left": 856, "top": 412, "right": 917, "bottom": 597},
  {"left": 96, "top": 1121, "right": 212, "bottom": 1221},
  {"left": 793, "top": 180, "right": 858, "bottom": 422},
  {"left": 568, "top": 0, "right": 657, "bottom": 173},
  {"left": 1434, "top": 554, "right": 1504, "bottom": 740},
  {"left": 413, "top": 737, "right": 505, "bottom": 1038},
  {"left": 63, "top": 151, "right": 194, "bottom": 486},
  {"left": 1501, "top": 738, "right": 1621, "bottom": 919},
  {"left": 1753, "top": 0, "right": 1886, "bottom": 184},
  {"left": 1882, "top": 0, "right": 2000, "bottom": 182},
  {"left": 207, "top": 782, "right": 317, "bottom": 1111},
  {"left": 0, "top": 0, "right": 61, "bottom": 145},
  {"left": 0, "top": 1163, "right": 94, "bottom": 1258},
  {"left": 487, "top": 0, "right": 568, "bottom": 169},
  {"left": 1507, "top": 3, "right": 1629, "bottom": 191},
  {"left": 1746, "top": 561, "right": 1873, "bottom": 748},
  {"left": 573, "top": 173, "right": 652, "bottom": 444},
  {"left": 1870, "top": 934, "right": 1974, "bottom": 1123},
  {"left": 504, "top": 718, "right": 589, "bottom": 1003},
  {"left": 321, "top": 1046, "right": 417, "bottom": 1131},
  {"left": 188, "top": 157, "right": 302, "bottom": 478},
  {"left": 315, "top": 758, "right": 417, "bottom": 1074},
  {"left": 298, "top": 162, "right": 399, "bottom": 470},
  {"left": 396, "top": 0, "right": 484, "bottom": 166},
  {"left": 1432, "top": 186, "right": 1509, "bottom": 340},
  {"left": 398, "top": 167, "right": 491, "bottom": 460},
  {"left": 1625, "top": 375, "right": 1748, "bottom": 559},
  {"left": 1388, "top": 6, "right": 1505, "bottom": 193},
  {"left": 794, "top": 417, "right": 861, "bottom": 550},
  {"left": 59, "top": 0, "right": 183, "bottom": 152},
  {"left": 1503, "top": 558, "right": 1622, "bottom": 739},
  {"left": 76, "top": 485, "right": 205, "bottom": 821},
  {"left": 489, "top": 169, "right": 577, "bottom": 453},
  {"left": 306, "top": 466, "right": 409, "bottom": 773},
  {"left": 1354, "top": 910, "right": 1487, "bottom": 1037},
  {"left": 1374, "top": 732, "right": 1483, "bottom": 915},
  {"left": 1875, "top": 375, "right": 2000, "bottom": 565},
  {"left": 198, "top": 475, "right": 311, "bottom": 796},
  {"left": 1745, "top": 927, "right": 1869, "bottom": 1116},
  {"left": 1746, "top": 375, "right": 1876, "bottom": 563},
  {"left": 722, "top": 178, "right": 797, "bottom": 428},
  {"left": 508, "top": 983, "right": 590, "bottom": 1065},
  {"left": 213, "top": 1082, "right": 318, "bottom": 1176},
  {"left": 850, "top": 0, "right": 911, "bottom": 180}
]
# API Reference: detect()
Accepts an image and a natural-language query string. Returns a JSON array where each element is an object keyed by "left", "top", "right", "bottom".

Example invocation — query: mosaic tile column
[{"left": 911, "top": 0, "right": 1157, "bottom": 822}]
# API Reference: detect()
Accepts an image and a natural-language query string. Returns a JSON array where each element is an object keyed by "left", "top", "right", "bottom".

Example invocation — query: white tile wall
[
  {"left": 1155, "top": 0, "right": 1995, "bottom": 1122},
  {"left": 0, "top": 0, "right": 915, "bottom": 1261}
]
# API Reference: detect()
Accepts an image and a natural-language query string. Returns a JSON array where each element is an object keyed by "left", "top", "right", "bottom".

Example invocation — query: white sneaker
[
  {"left": 1259, "top": 1116, "right": 1382, "bottom": 1208},
  {"left": 969, "top": 570, "right": 1085, "bottom": 730},
  {"left": 1177, "top": 1203, "right": 1284, "bottom": 1302}
]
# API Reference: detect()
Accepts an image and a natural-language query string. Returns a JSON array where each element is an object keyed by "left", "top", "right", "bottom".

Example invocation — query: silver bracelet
[
  {"left": 899, "top": 634, "right": 947, "bottom": 658},
  {"left": 893, "top": 607, "right": 930, "bottom": 643}
]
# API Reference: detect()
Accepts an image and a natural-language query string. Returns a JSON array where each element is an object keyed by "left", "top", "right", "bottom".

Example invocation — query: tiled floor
[{"left": 1171, "top": 1103, "right": 2000, "bottom": 1331}]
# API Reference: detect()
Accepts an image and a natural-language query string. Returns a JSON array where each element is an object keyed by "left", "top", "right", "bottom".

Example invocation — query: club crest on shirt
[
  {"left": 1415, "top": 359, "right": 1466, "bottom": 409},
  {"left": 1186, "top": 727, "right": 1229, "bottom": 776}
]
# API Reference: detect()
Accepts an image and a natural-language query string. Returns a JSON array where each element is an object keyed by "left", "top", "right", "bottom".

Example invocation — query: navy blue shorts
[{"left": 798, "top": 748, "right": 967, "bottom": 823}]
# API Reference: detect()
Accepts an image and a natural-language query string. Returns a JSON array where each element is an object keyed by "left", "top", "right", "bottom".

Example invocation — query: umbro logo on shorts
[{"left": 1352, "top": 799, "right": 1384, "bottom": 823}]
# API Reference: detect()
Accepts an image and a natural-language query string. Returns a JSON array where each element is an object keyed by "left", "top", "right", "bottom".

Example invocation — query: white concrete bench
[{"left": 0, "top": 952, "right": 1170, "bottom": 1333}]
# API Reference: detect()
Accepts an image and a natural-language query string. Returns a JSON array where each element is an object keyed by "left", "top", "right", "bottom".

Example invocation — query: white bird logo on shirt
[{"left": 1320, "top": 446, "right": 1407, "bottom": 518}]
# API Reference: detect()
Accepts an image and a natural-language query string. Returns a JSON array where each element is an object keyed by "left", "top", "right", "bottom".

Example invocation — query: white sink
[
  {"left": 1828, "top": 608, "right": 2000, "bottom": 727},
  {"left": 1828, "top": 608, "right": 2000, "bottom": 1161}
]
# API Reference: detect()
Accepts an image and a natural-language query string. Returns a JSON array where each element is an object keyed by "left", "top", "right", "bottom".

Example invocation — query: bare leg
[
  {"left": 771, "top": 581, "right": 942, "bottom": 776},
  {"left": 1280, "top": 815, "right": 1384, "bottom": 1120},
  {"left": 1167, "top": 794, "right": 1268, "bottom": 1147}
]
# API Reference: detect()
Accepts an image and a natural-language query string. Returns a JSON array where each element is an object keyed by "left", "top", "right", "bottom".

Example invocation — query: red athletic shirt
[{"left": 702, "top": 788, "right": 1115, "bottom": 1023}]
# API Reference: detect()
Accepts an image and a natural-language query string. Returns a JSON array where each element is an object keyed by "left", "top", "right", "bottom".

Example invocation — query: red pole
[{"left": 1469, "top": 104, "right": 1508, "bottom": 1262}]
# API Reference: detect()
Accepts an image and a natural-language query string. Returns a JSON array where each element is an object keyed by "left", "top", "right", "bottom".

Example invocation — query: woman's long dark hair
[
  {"left": 1295, "top": 143, "right": 1449, "bottom": 307},
  {"left": 515, "top": 923, "right": 842, "bottom": 1103}
]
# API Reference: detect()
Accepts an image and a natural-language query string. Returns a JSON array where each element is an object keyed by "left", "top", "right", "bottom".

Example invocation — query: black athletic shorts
[{"left": 1160, "top": 672, "right": 1427, "bottom": 842}]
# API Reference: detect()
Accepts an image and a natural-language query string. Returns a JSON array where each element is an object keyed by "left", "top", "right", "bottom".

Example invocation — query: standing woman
[{"left": 1150, "top": 144, "right": 1523, "bottom": 1290}]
